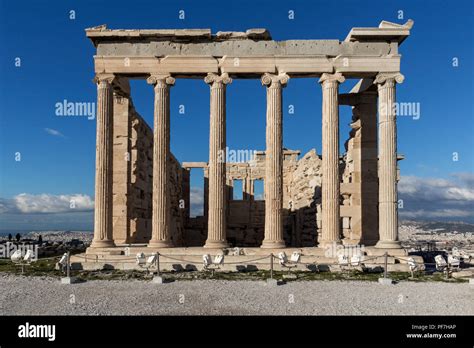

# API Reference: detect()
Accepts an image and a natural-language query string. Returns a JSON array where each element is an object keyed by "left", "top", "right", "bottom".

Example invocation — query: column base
[
  {"left": 113, "top": 239, "right": 129, "bottom": 245},
  {"left": 359, "top": 239, "right": 379, "bottom": 247},
  {"left": 148, "top": 240, "right": 173, "bottom": 248},
  {"left": 260, "top": 240, "right": 286, "bottom": 249},
  {"left": 375, "top": 240, "right": 402, "bottom": 249},
  {"left": 203, "top": 240, "right": 228, "bottom": 249},
  {"left": 90, "top": 240, "right": 115, "bottom": 248}
]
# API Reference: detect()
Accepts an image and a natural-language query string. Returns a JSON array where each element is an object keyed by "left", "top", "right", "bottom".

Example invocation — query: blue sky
[{"left": 0, "top": 0, "right": 473, "bottom": 230}]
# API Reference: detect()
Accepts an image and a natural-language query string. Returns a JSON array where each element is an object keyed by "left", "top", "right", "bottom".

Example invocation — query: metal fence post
[
  {"left": 67, "top": 251, "right": 71, "bottom": 278},
  {"left": 156, "top": 252, "right": 161, "bottom": 277},
  {"left": 270, "top": 253, "right": 274, "bottom": 279}
]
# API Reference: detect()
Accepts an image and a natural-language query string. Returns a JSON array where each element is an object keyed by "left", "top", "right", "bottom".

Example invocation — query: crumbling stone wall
[
  {"left": 182, "top": 144, "right": 382, "bottom": 247},
  {"left": 341, "top": 93, "right": 380, "bottom": 245},
  {"left": 184, "top": 150, "right": 300, "bottom": 247},
  {"left": 168, "top": 153, "right": 188, "bottom": 246},
  {"left": 111, "top": 93, "right": 131, "bottom": 244},
  {"left": 127, "top": 109, "right": 153, "bottom": 243},
  {"left": 288, "top": 149, "right": 323, "bottom": 246},
  {"left": 224, "top": 151, "right": 299, "bottom": 246}
]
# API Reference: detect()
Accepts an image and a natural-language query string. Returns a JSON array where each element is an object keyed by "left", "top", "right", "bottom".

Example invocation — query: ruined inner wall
[
  {"left": 128, "top": 109, "right": 152, "bottom": 243},
  {"left": 340, "top": 92, "right": 380, "bottom": 246},
  {"left": 111, "top": 94, "right": 187, "bottom": 245},
  {"left": 183, "top": 143, "right": 383, "bottom": 247},
  {"left": 111, "top": 93, "right": 131, "bottom": 244},
  {"left": 224, "top": 150, "right": 300, "bottom": 247},
  {"left": 288, "top": 149, "right": 323, "bottom": 247}
]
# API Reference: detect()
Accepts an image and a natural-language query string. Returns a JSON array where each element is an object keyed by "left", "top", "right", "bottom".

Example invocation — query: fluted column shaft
[
  {"left": 375, "top": 73, "right": 404, "bottom": 249},
  {"left": 261, "top": 73, "right": 289, "bottom": 248},
  {"left": 91, "top": 74, "right": 115, "bottom": 248},
  {"left": 204, "top": 73, "right": 232, "bottom": 248},
  {"left": 319, "top": 73, "right": 345, "bottom": 248},
  {"left": 147, "top": 75, "right": 175, "bottom": 248}
]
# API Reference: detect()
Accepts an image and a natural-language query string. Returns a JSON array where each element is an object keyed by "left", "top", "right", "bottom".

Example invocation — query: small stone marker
[
  {"left": 266, "top": 278, "right": 278, "bottom": 286},
  {"left": 152, "top": 275, "right": 164, "bottom": 284},
  {"left": 61, "top": 277, "right": 78, "bottom": 284},
  {"left": 378, "top": 277, "right": 393, "bottom": 285},
  {"left": 282, "top": 273, "right": 297, "bottom": 280}
]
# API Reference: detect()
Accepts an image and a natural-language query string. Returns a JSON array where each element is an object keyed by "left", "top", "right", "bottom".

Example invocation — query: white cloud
[
  {"left": 0, "top": 198, "right": 18, "bottom": 214},
  {"left": 399, "top": 175, "right": 474, "bottom": 202},
  {"left": 399, "top": 174, "right": 474, "bottom": 220},
  {"left": 190, "top": 187, "right": 204, "bottom": 217},
  {"left": 400, "top": 209, "right": 473, "bottom": 219},
  {"left": 2, "top": 173, "right": 472, "bottom": 223},
  {"left": 451, "top": 172, "right": 474, "bottom": 187},
  {"left": 44, "top": 128, "right": 65, "bottom": 137},
  {"left": 1, "top": 194, "right": 94, "bottom": 214}
]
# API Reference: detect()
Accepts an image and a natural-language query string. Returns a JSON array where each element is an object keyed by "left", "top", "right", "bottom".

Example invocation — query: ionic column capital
[
  {"left": 204, "top": 72, "right": 232, "bottom": 87},
  {"left": 374, "top": 72, "right": 404, "bottom": 88},
  {"left": 319, "top": 72, "right": 345, "bottom": 88},
  {"left": 147, "top": 74, "right": 176, "bottom": 88},
  {"left": 261, "top": 72, "right": 289, "bottom": 88},
  {"left": 94, "top": 73, "right": 115, "bottom": 86}
]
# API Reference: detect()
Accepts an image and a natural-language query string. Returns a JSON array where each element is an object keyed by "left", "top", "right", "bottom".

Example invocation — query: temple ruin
[{"left": 80, "top": 19, "right": 416, "bottom": 270}]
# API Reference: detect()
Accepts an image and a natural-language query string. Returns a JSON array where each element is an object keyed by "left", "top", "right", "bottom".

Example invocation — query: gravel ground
[{"left": 0, "top": 274, "right": 472, "bottom": 315}]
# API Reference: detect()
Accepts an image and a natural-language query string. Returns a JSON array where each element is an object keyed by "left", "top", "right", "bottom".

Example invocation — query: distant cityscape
[{"left": 1, "top": 220, "right": 473, "bottom": 238}]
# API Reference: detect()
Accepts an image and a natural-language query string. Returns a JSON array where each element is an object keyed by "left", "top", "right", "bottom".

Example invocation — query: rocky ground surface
[{"left": 0, "top": 274, "right": 472, "bottom": 315}]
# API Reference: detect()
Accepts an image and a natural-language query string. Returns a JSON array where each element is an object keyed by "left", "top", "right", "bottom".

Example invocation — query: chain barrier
[
  {"left": 65, "top": 252, "right": 461, "bottom": 267},
  {"left": 9, "top": 252, "right": 467, "bottom": 268},
  {"left": 10, "top": 249, "right": 469, "bottom": 281}
]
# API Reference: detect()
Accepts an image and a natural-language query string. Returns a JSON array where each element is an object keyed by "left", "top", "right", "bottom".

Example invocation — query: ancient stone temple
[{"left": 82, "top": 20, "right": 415, "bottom": 269}]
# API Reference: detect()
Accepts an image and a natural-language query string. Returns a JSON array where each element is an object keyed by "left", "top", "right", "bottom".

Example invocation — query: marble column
[
  {"left": 91, "top": 74, "right": 115, "bottom": 248},
  {"left": 147, "top": 74, "right": 175, "bottom": 248},
  {"left": 204, "top": 73, "right": 232, "bottom": 248},
  {"left": 318, "top": 73, "right": 345, "bottom": 248},
  {"left": 261, "top": 73, "right": 289, "bottom": 249},
  {"left": 374, "top": 73, "right": 404, "bottom": 249}
]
